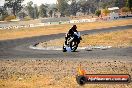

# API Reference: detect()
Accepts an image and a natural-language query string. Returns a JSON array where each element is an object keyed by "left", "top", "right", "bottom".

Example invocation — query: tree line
[{"left": 0, "top": 0, "right": 132, "bottom": 21}]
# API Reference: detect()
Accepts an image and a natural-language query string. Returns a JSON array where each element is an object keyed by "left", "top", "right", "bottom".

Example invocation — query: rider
[{"left": 65, "top": 25, "right": 78, "bottom": 45}]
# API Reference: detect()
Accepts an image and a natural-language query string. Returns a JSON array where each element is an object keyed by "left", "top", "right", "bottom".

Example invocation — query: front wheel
[
  {"left": 70, "top": 41, "right": 78, "bottom": 52},
  {"left": 62, "top": 44, "right": 67, "bottom": 52}
]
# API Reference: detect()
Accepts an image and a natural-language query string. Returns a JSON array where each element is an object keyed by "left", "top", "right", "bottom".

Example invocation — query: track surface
[{"left": 0, "top": 25, "right": 132, "bottom": 59}]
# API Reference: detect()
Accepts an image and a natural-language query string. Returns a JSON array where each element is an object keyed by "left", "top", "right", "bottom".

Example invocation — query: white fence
[
  {"left": 70, "top": 18, "right": 97, "bottom": 23},
  {"left": 0, "top": 23, "right": 45, "bottom": 30},
  {"left": 0, "top": 18, "right": 98, "bottom": 30}
]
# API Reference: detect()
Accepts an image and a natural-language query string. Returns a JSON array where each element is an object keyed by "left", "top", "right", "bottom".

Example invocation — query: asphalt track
[{"left": 0, "top": 25, "right": 132, "bottom": 59}]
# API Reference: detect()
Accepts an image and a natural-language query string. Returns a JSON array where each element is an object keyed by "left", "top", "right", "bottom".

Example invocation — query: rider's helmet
[{"left": 72, "top": 25, "right": 77, "bottom": 31}]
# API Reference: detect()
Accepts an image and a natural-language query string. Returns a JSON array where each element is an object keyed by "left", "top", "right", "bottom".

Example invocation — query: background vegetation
[{"left": 0, "top": 0, "right": 132, "bottom": 21}]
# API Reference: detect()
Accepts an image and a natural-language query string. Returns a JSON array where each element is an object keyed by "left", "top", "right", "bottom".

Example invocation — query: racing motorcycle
[{"left": 63, "top": 32, "right": 82, "bottom": 52}]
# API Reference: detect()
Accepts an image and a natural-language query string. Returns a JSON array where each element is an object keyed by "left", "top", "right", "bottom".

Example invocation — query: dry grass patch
[
  {"left": 81, "top": 29, "right": 132, "bottom": 47},
  {"left": 0, "top": 19, "right": 132, "bottom": 40},
  {"left": 38, "top": 29, "right": 132, "bottom": 48},
  {"left": 0, "top": 59, "right": 132, "bottom": 88}
]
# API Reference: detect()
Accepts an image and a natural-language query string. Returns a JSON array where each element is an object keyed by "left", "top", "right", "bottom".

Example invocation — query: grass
[
  {"left": 81, "top": 29, "right": 132, "bottom": 47},
  {"left": 0, "top": 19, "right": 132, "bottom": 40},
  {"left": 0, "top": 59, "right": 132, "bottom": 88},
  {"left": 38, "top": 29, "right": 132, "bottom": 48}
]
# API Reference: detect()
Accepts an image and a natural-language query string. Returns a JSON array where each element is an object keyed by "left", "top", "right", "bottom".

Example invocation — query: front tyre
[
  {"left": 62, "top": 45, "right": 67, "bottom": 52},
  {"left": 70, "top": 41, "right": 78, "bottom": 52}
]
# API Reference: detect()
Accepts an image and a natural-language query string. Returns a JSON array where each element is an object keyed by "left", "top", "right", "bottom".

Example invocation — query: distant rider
[{"left": 65, "top": 25, "right": 79, "bottom": 45}]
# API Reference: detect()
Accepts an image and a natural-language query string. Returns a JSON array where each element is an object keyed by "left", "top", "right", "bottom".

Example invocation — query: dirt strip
[{"left": 0, "top": 59, "right": 132, "bottom": 88}]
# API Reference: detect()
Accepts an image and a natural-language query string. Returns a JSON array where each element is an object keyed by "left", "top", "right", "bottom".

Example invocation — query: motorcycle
[{"left": 63, "top": 32, "right": 82, "bottom": 52}]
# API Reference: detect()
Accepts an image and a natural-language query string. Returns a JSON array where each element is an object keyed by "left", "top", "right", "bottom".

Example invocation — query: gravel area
[{"left": 0, "top": 58, "right": 132, "bottom": 88}]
